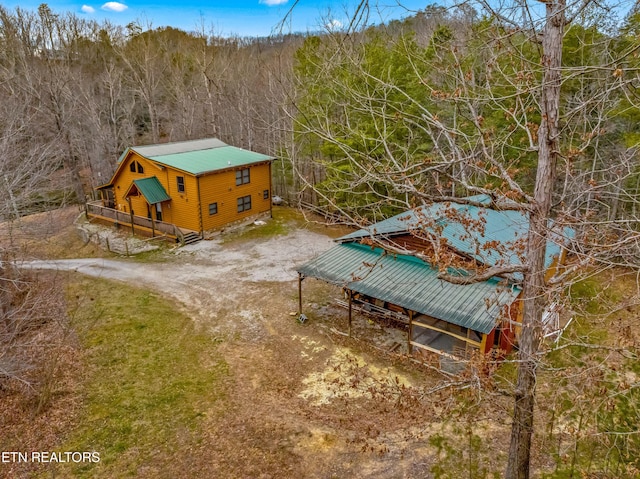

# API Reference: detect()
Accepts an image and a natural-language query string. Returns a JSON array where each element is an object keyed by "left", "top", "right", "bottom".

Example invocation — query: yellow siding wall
[
  {"left": 112, "top": 152, "right": 272, "bottom": 233},
  {"left": 112, "top": 153, "right": 169, "bottom": 222},
  {"left": 200, "top": 162, "right": 272, "bottom": 231},
  {"left": 161, "top": 168, "right": 200, "bottom": 231}
]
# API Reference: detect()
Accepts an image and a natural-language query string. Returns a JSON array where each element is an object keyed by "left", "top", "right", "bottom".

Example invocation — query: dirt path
[
  {"left": 22, "top": 228, "right": 334, "bottom": 325},
  {"left": 19, "top": 219, "right": 445, "bottom": 478},
  {"left": 20, "top": 228, "right": 336, "bottom": 353}
]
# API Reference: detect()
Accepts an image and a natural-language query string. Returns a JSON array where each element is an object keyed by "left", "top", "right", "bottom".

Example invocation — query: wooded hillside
[
  {"left": 1, "top": 3, "right": 639, "bottom": 229},
  {"left": 0, "top": 4, "right": 300, "bottom": 218},
  {"left": 2, "top": 2, "right": 640, "bottom": 478}
]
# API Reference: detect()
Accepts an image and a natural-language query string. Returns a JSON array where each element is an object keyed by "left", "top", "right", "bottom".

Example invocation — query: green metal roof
[
  {"left": 297, "top": 242, "right": 520, "bottom": 334},
  {"left": 340, "top": 195, "right": 574, "bottom": 281},
  {"left": 127, "top": 177, "right": 171, "bottom": 204},
  {"left": 120, "top": 138, "right": 274, "bottom": 176}
]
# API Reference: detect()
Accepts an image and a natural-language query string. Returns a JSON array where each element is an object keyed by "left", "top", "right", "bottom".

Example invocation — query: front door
[{"left": 155, "top": 203, "right": 163, "bottom": 222}]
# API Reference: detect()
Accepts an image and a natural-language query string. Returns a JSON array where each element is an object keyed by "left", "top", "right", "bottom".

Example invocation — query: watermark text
[{"left": 1, "top": 451, "right": 100, "bottom": 464}]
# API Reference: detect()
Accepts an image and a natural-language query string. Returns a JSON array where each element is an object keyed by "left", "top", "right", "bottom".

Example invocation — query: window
[
  {"left": 209, "top": 202, "right": 218, "bottom": 215},
  {"left": 176, "top": 176, "right": 185, "bottom": 193},
  {"left": 263, "top": 189, "right": 269, "bottom": 200},
  {"left": 235, "top": 168, "right": 250, "bottom": 186},
  {"left": 130, "top": 161, "right": 144, "bottom": 173},
  {"left": 237, "top": 195, "right": 251, "bottom": 213}
]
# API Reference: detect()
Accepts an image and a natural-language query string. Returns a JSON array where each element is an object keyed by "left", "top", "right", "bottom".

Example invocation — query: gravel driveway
[{"left": 22, "top": 228, "right": 335, "bottom": 331}]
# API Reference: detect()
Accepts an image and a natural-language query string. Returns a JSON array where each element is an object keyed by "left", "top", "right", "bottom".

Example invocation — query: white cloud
[
  {"left": 325, "top": 19, "right": 343, "bottom": 30},
  {"left": 81, "top": 5, "right": 96, "bottom": 13},
  {"left": 259, "top": 0, "right": 288, "bottom": 6},
  {"left": 101, "top": 2, "right": 128, "bottom": 12}
]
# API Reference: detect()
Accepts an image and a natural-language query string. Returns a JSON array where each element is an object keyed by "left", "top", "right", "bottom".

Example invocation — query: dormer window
[{"left": 129, "top": 161, "right": 144, "bottom": 174}]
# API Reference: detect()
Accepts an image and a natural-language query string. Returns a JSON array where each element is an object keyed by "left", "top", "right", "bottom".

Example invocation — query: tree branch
[{"left": 437, "top": 264, "right": 529, "bottom": 285}]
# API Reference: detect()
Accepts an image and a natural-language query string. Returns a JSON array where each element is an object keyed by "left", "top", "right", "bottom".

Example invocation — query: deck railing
[{"left": 86, "top": 201, "right": 185, "bottom": 244}]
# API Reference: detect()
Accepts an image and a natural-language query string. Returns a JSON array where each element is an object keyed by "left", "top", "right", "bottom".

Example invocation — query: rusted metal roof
[
  {"left": 297, "top": 242, "right": 520, "bottom": 334},
  {"left": 339, "top": 195, "right": 572, "bottom": 280}
]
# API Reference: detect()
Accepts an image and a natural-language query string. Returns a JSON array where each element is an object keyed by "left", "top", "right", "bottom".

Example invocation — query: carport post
[
  {"left": 407, "top": 310, "right": 414, "bottom": 354},
  {"left": 298, "top": 273, "right": 303, "bottom": 314},
  {"left": 348, "top": 290, "right": 352, "bottom": 337}
]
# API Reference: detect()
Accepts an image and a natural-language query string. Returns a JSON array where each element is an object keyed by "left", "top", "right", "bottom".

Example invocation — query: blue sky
[{"left": 2, "top": 0, "right": 428, "bottom": 37}]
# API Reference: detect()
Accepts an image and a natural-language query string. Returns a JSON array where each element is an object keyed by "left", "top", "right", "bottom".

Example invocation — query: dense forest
[
  {"left": 1, "top": 3, "right": 639, "bottom": 228},
  {"left": 2, "top": 1, "right": 640, "bottom": 477},
  {"left": 0, "top": 3, "right": 301, "bottom": 218}
]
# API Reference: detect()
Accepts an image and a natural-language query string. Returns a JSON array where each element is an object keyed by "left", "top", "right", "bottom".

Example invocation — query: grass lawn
[{"left": 56, "top": 278, "right": 228, "bottom": 478}]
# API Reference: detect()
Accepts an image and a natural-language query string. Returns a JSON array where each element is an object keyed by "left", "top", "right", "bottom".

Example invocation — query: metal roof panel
[
  {"left": 118, "top": 139, "right": 274, "bottom": 176},
  {"left": 133, "top": 138, "right": 227, "bottom": 157},
  {"left": 146, "top": 145, "right": 273, "bottom": 175},
  {"left": 339, "top": 195, "right": 572, "bottom": 279},
  {"left": 129, "top": 176, "right": 171, "bottom": 204},
  {"left": 297, "top": 243, "right": 520, "bottom": 334}
]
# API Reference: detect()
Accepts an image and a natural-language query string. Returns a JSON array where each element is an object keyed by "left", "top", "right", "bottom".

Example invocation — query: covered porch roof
[
  {"left": 296, "top": 242, "right": 521, "bottom": 334},
  {"left": 124, "top": 176, "right": 171, "bottom": 205}
]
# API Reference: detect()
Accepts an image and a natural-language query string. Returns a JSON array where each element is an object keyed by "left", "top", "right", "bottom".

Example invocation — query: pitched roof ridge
[{"left": 132, "top": 138, "right": 228, "bottom": 157}]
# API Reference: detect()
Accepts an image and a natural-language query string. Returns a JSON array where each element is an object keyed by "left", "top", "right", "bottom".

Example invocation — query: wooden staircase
[{"left": 182, "top": 231, "right": 203, "bottom": 245}]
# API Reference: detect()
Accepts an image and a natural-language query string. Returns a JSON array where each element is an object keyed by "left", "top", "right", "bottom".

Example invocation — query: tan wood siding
[
  {"left": 199, "top": 162, "right": 272, "bottom": 231},
  {"left": 113, "top": 153, "right": 165, "bottom": 219},
  {"left": 162, "top": 168, "right": 200, "bottom": 231},
  {"left": 111, "top": 151, "right": 272, "bottom": 233}
]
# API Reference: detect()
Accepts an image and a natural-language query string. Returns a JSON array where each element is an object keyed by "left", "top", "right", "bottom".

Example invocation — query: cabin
[
  {"left": 296, "top": 195, "right": 571, "bottom": 362},
  {"left": 90, "top": 138, "right": 274, "bottom": 243}
]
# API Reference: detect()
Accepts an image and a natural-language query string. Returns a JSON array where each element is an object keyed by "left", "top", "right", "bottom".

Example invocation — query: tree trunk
[{"left": 505, "top": 1, "right": 565, "bottom": 478}]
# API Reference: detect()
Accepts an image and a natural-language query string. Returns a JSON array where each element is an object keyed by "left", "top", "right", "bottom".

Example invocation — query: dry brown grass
[
  {"left": 2, "top": 207, "right": 638, "bottom": 478},
  {"left": 0, "top": 269, "right": 84, "bottom": 479},
  {"left": 0, "top": 206, "right": 107, "bottom": 260}
]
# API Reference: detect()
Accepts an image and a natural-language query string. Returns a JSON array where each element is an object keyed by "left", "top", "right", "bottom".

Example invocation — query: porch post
[
  {"left": 150, "top": 203, "right": 156, "bottom": 237},
  {"left": 127, "top": 197, "right": 134, "bottom": 235}
]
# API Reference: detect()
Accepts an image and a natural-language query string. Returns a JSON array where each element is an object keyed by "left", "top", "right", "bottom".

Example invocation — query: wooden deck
[{"left": 85, "top": 202, "right": 201, "bottom": 245}]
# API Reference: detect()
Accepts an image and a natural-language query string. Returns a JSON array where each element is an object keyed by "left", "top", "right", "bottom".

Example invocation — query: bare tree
[
  {"left": 288, "top": 1, "right": 640, "bottom": 477},
  {"left": 1, "top": 4, "right": 301, "bottom": 206},
  {"left": 505, "top": 1, "right": 565, "bottom": 475}
]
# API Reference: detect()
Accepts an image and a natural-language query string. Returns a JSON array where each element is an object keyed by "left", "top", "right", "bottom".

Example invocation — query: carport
[{"left": 297, "top": 242, "right": 521, "bottom": 359}]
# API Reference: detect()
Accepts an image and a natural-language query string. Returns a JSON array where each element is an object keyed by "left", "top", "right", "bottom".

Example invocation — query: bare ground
[{"left": 2, "top": 208, "right": 514, "bottom": 478}]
